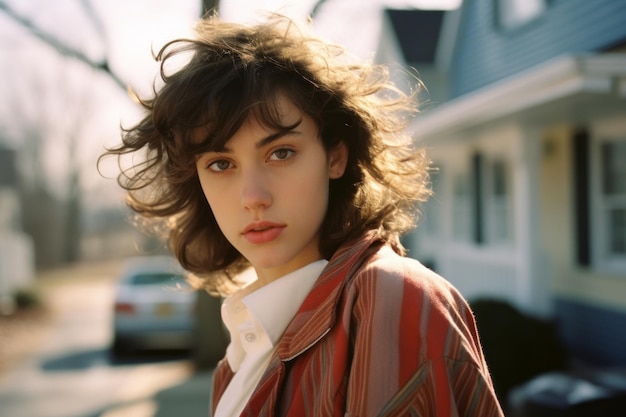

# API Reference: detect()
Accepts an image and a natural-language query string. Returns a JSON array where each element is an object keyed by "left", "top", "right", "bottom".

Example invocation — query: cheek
[
  {"left": 205, "top": 197, "right": 236, "bottom": 242},
  {"left": 204, "top": 190, "right": 227, "bottom": 219},
  {"left": 290, "top": 173, "right": 330, "bottom": 217},
  {"left": 198, "top": 178, "right": 213, "bottom": 206},
  {"left": 198, "top": 179, "right": 228, "bottom": 224}
]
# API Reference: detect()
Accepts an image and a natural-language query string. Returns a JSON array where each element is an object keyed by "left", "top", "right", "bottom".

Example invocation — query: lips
[{"left": 242, "top": 221, "right": 286, "bottom": 244}]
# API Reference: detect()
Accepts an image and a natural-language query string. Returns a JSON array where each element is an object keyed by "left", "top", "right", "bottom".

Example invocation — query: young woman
[{"left": 102, "top": 14, "right": 504, "bottom": 417}]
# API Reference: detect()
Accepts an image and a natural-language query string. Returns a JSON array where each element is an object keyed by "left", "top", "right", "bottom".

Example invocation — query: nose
[{"left": 240, "top": 169, "right": 272, "bottom": 211}]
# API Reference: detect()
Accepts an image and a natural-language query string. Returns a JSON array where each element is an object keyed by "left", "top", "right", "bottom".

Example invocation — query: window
[
  {"left": 600, "top": 141, "right": 626, "bottom": 259},
  {"left": 131, "top": 273, "right": 187, "bottom": 287},
  {"left": 497, "top": 0, "right": 547, "bottom": 30},
  {"left": 421, "top": 168, "right": 442, "bottom": 236},
  {"left": 452, "top": 153, "right": 513, "bottom": 246},
  {"left": 485, "top": 159, "right": 513, "bottom": 244},
  {"left": 591, "top": 136, "right": 626, "bottom": 273},
  {"left": 452, "top": 173, "right": 473, "bottom": 242}
]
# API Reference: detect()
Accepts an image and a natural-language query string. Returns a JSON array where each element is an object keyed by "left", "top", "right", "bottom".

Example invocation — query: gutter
[{"left": 409, "top": 54, "right": 626, "bottom": 142}]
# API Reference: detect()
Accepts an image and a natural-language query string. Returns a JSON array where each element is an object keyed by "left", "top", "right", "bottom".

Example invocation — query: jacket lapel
[
  {"left": 277, "top": 229, "right": 382, "bottom": 360},
  {"left": 241, "top": 356, "right": 285, "bottom": 417},
  {"left": 239, "top": 229, "right": 383, "bottom": 416}
]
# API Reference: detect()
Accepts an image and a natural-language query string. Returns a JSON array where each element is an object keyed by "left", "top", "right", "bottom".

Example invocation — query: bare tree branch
[
  {"left": 0, "top": 0, "right": 127, "bottom": 90},
  {"left": 0, "top": 0, "right": 129, "bottom": 264},
  {"left": 80, "top": 0, "right": 108, "bottom": 43},
  {"left": 201, "top": 0, "right": 220, "bottom": 16},
  {"left": 310, "top": 0, "right": 329, "bottom": 19}
]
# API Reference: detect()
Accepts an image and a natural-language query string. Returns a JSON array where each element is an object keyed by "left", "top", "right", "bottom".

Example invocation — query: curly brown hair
[{"left": 100, "top": 14, "right": 431, "bottom": 295}]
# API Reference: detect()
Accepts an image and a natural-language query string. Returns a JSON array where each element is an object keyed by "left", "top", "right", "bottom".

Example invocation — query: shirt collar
[
  {"left": 221, "top": 259, "right": 328, "bottom": 370},
  {"left": 243, "top": 259, "right": 328, "bottom": 345}
]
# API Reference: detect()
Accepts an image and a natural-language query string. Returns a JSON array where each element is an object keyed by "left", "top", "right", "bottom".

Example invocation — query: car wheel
[{"left": 110, "top": 334, "right": 132, "bottom": 359}]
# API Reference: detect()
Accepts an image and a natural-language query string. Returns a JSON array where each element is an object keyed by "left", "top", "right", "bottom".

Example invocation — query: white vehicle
[{"left": 111, "top": 255, "right": 196, "bottom": 355}]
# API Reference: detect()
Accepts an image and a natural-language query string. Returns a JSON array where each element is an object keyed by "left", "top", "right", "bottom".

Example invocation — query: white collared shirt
[{"left": 213, "top": 259, "right": 328, "bottom": 417}]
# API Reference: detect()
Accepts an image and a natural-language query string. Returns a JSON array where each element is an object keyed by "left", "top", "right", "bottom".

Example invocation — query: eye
[
  {"left": 207, "top": 159, "right": 233, "bottom": 172},
  {"left": 269, "top": 148, "right": 295, "bottom": 161}
]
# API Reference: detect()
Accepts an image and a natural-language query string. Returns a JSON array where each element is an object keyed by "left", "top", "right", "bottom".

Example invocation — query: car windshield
[{"left": 130, "top": 273, "right": 187, "bottom": 287}]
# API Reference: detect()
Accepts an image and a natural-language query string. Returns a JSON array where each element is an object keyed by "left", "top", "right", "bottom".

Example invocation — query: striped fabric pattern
[{"left": 212, "top": 230, "right": 504, "bottom": 416}]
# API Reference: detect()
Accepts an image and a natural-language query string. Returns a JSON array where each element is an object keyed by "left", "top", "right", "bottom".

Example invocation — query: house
[
  {"left": 0, "top": 145, "right": 35, "bottom": 314},
  {"left": 378, "top": 0, "right": 626, "bottom": 368}
]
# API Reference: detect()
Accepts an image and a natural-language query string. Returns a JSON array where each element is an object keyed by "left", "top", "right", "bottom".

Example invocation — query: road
[{"left": 0, "top": 261, "right": 214, "bottom": 417}]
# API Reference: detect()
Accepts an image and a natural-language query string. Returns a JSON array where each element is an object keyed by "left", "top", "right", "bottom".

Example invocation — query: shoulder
[
  {"left": 343, "top": 244, "right": 481, "bottom": 360},
  {"left": 348, "top": 244, "right": 462, "bottom": 304}
]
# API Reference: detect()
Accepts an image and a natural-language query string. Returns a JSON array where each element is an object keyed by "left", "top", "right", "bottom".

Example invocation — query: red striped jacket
[{"left": 212, "top": 230, "right": 504, "bottom": 416}]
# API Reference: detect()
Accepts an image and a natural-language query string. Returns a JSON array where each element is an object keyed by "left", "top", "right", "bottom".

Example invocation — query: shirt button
[{"left": 244, "top": 333, "right": 256, "bottom": 343}]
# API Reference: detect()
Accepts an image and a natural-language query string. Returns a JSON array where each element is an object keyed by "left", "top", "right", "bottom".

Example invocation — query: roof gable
[{"left": 385, "top": 8, "right": 445, "bottom": 64}]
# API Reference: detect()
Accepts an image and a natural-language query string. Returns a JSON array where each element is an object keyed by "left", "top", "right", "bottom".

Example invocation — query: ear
[{"left": 328, "top": 142, "right": 348, "bottom": 179}]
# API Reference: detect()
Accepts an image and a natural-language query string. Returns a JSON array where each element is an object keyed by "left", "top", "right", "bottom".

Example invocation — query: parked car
[{"left": 111, "top": 255, "right": 196, "bottom": 355}]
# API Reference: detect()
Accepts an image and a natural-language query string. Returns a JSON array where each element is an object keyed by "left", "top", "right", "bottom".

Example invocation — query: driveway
[{"left": 0, "top": 260, "right": 214, "bottom": 417}]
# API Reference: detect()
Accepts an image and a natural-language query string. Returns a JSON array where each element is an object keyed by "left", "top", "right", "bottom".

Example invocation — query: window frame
[
  {"left": 421, "top": 166, "right": 443, "bottom": 237},
  {"left": 450, "top": 152, "right": 514, "bottom": 247},
  {"left": 452, "top": 171, "right": 474, "bottom": 243},
  {"left": 495, "top": 0, "right": 548, "bottom": 31},
  {"left": 591, "top": 137, "right": 626, "bottom": 273},
  {"left": 483, "top": 158, "right": 514, "bottom": 245}
]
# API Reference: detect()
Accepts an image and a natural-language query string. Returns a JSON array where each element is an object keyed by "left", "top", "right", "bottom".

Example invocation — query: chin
[{"left": 248, "top": 255, "right": 296, "bottom": 275}]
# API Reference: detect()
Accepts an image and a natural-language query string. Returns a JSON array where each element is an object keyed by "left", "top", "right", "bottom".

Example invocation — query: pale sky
[
  {"left": 220, "top": 0, "right": 462, "bottom": 59},
  {"left": 0, "top": 0, "right": 461, "bottom": 209}
]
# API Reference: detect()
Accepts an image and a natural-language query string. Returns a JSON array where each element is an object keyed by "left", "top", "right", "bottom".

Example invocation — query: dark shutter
[
  {"left": 573, "top": 128, "right": 590, "bottom": 266},
  {"left": 472, "top": 152, "right": 484, "bottom": 245},
  {"left": 0, "top": 147, "right": 18, "bottom": 187}
]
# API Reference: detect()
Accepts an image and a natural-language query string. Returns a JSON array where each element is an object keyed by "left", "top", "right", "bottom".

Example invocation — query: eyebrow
[
  {"left": 215, "top": 129, "right": 302, "bottom": 153},
  {"left": 256, "top": 129, "right": 301, "bottom": 149}
]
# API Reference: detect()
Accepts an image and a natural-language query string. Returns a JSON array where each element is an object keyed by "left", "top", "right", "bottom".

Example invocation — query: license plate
[{"left": 155, "top": 303, "right": 174, "bottom": 316}]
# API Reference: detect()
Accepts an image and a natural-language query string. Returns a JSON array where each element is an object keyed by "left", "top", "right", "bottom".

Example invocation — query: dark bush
[
  {"left": 14, "top": 288, "right": 42, "bottom": 309},
  {"left": 470, "top": 298, "right": 569, "bottom": 402}
]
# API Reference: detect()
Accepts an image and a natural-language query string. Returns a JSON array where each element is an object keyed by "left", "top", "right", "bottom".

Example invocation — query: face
[{"left": 195, "top": 96, "right": 347, "bottom": 284}]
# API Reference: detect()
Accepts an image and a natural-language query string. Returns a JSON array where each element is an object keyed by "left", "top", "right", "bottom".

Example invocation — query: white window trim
[
  {"left": 497, "top": 0, "right": 547, "bottom": 31},
  {"left": 445, "top": 151, "right": 514, "bottom": 248},
  {"left": 483, "top": 158, "right": 515, "bottom": 246},
  {"left": 591, "top": 136, "right": 626, "bottom": 274},
  {"left": 452, "top": 171, "right": 473, "bottom": 243}
]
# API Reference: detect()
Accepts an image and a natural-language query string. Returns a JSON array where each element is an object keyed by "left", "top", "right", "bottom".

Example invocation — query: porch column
[{"left": 514, "top": 126, "right": 552, "bottom": 316}]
